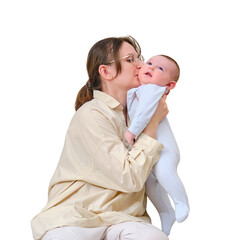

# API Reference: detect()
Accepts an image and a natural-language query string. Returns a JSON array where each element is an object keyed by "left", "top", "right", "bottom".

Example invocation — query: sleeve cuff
[{"left": 130, "top": 133, "right": 164, "bottom": 164}]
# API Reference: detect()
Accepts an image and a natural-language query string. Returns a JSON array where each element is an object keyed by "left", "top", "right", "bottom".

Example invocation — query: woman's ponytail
[{"left": 74, "top": 81, "right": 93, "bottom": 111}]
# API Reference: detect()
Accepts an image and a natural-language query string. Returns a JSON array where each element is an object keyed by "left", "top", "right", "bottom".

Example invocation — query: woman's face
[{"left": 112, "top": 42, "right": 142, "bottom": 92}]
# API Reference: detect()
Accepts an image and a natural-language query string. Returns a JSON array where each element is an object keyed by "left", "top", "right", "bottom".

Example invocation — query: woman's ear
[
  {"left": 98, "top": 65, "right": 115, "bottom": 81},
  {"left": 166, "top": 81, "right": 176, "bottom": 90}
]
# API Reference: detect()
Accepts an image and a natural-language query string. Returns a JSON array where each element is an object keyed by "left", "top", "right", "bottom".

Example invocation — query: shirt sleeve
[
  {"left": 128, "top": 84, "right": 166, "bottom": 137},
  {"left": 77, "top": 106, "right": 164, "bottom": 193}
]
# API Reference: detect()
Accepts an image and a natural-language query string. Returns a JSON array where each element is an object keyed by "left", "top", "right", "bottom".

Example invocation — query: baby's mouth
[{"left": 145, "top": 72, "right": 152, "bottom": 77}]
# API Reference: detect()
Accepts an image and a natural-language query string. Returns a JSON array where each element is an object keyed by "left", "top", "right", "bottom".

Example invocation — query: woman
[{"left": 31, "top": 36, "right": 169, "bottom": 240}]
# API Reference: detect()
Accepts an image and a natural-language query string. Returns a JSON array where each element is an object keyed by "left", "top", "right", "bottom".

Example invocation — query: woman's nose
[{"left": 137, "top": 61, "right": 144, "bottom": 68}]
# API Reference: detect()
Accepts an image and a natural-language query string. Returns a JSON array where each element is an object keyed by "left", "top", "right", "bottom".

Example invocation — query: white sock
[
  {"left": 160, "top": 210, "right": 176, "bottom": 236},
  {"left": 175, "top": 202, "right": 190, "bottom": 223}
]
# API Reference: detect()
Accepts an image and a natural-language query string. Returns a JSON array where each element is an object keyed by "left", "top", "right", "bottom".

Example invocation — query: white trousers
[
  {"left": 146, "top": 118, "right": 189, "bottom": 218},
  {"left": 42, "top": 222, "right": 168, "bottom": 240}
]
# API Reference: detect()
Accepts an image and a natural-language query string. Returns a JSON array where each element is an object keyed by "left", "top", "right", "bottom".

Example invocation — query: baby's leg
[
  {"left": 146, "top": 171, "right": 175, "bottom": 235},
  {"left": 155, "top": 118, "right": 190, "bottom": 222}
]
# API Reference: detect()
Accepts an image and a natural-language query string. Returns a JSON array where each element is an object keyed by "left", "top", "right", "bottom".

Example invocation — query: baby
[{"left": 125, "top": 55, "right": 190, "bottom": 235}]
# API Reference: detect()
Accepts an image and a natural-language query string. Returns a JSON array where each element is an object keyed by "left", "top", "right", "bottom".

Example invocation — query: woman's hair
[{"left": 75, "top": 36, "right": 141, "bottom": 111}]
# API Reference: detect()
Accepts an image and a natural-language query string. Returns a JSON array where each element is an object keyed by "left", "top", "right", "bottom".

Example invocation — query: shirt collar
[{"left": 93, "top": 90, "right": 123, "bottom": 110}]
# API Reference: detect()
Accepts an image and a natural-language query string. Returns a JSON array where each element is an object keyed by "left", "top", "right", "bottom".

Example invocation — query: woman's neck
[
  {"left": 123, "top": 106, "right": 128, "bottom": 124},
  {"left": 102, "top": 87, "right": 128, "bottom": 124},
  {"left": 103, "top": 87, "right": 127, "bottom": 108},
  {"left": 102, "top": 84, "right": 127, "bottom": 124}
]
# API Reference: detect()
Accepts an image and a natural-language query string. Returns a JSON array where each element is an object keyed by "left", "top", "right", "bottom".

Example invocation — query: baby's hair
[{"left": 159, "top": 55, "right": 180, "bottom": 82}]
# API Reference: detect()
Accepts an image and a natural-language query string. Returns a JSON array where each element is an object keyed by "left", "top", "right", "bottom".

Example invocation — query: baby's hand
[{"left": 125, "top": 130, "right": 136, "bottom": 145}]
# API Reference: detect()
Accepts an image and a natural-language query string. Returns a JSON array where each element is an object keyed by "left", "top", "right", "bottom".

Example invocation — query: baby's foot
[
  {"left": 160, "top": 211, "right": 176, "bottom": 236},
  {"left": 175, "top": 202, "right": 190, "bottom": 222}
]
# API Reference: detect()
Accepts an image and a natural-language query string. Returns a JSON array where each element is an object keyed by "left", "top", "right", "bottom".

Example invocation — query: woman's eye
[
  {"left": 127, "top": 56, "right": 134, "bottom": 63},
  {"left": 147, "top": 62, "right": 152, "bottom": 65}
]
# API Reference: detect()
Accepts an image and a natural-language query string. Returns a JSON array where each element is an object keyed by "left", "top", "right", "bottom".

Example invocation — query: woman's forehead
[{"left": 119, "top": 42, "right": 137, "bottom": 56}]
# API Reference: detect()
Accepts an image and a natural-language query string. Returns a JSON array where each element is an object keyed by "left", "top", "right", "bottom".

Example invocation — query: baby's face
[{"left": 139, "top": 55, "right": 177, "bottom": 86}]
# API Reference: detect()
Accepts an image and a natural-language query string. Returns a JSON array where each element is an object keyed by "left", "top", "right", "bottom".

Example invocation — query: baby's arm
[
  {"left": 128, "top": 84, "right": 167, "bottom": 138},
  {"left": 125, "top": 130, "right": 136, "bottom": 145}
]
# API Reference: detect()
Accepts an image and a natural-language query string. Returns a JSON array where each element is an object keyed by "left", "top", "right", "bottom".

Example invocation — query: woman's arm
[
  {"left": 127, "top": 84, "right": 167, "bottom": 139},
  {"left": 69, "top": 106, "right": 164, "bottom": 193}
]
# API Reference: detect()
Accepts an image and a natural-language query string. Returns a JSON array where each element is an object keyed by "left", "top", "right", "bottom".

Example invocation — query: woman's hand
[
  {"left": 143, "top": 95, "right": 168, "bottom": 139},
  {"left": 152, "top": 94, "right": 168, "bottom": 123}
]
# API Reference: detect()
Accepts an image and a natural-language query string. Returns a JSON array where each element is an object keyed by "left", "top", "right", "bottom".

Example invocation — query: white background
[{"left": 1, "top": 0, "right": 240, "bottom": 239}]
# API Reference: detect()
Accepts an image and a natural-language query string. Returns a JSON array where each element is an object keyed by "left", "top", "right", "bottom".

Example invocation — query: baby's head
[{"left": 139, "top": 55, "right": 180, "bottom": 91}]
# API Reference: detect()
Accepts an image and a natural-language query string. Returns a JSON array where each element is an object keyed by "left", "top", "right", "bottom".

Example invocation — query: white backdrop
[{"left": 1, "top": 0, "right": 240, "bottom": 239}]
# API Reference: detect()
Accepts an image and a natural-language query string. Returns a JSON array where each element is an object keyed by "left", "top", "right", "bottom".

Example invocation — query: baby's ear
[{"left": 166, "top": 81, "right": 176, "bottom": 90}]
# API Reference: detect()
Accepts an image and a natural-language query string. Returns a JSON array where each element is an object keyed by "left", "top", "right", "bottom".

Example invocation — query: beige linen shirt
[{"left": 31, "top": 90, "right": 164, "bottom": 240}]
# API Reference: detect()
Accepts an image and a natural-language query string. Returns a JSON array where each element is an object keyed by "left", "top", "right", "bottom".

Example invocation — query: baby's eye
[
  {"left": 147, "top": 62, "right": 152, "bottom": 65},
  {"left": 158, "top": 67, "right": 163, "bottom": 71}
]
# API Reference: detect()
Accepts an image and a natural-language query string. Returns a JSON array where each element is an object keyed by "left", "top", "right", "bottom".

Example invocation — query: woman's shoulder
[
  {"left": 75, "top": 98, "right": 111, "bottom": 114},
  {"left": 68, "top": 98, "right": 122, "bottom": 138},
  {"left": 73, "top": 98, "right": 117, "bottom": 125}
]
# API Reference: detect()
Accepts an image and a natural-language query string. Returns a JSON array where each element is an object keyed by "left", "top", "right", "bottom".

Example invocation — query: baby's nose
[{"left": 150, "top": 65, "right": 155, "bottom": 70}]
